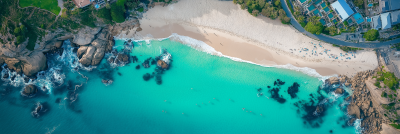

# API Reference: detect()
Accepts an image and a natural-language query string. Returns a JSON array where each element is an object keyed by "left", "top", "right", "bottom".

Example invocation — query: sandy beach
[{"left": 118, "top": 0, "right": 378, "bottom": 76}]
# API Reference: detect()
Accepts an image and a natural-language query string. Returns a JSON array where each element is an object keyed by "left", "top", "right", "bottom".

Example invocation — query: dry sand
[{"left": 118, "top": 0, "right": 378, "bottom": 77}]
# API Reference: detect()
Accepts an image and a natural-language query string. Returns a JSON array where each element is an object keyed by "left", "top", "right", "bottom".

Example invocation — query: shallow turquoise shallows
[{"left": 0, "top": 39, "right": 359, "bottom": 134}]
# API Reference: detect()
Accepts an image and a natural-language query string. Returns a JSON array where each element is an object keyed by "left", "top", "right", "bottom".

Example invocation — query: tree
[
  {"left": 258, "top": 0, "right": 266, "bottom": 9},
  {"left": 274, "top": 0, "right": 280, "bottom": 7},
  {"left": 252, "top": 10, "right": 259, "bottom": 16},
  {"left": 364, "top": 29, "right": 379, "bottom": 41},
  {"left": 14, "top": 27, "right": 20, "bottom": 34},
  {"left": 111, "top": 3, "right": 125, "bottom": 23},
  {"left": 307, "top": 16, "right": 319, "bottom": 25},
  {"left": 106, "top": 3, "right": 111, "bottom": 9},
  {"left": 305, "top": 21, "right": 323, "bottom": 35},
  {"left": 126, "top": 0, "right": 139, "bottom": 10},
  {"left": 325, "top": 26, "right": 337, "bottom": 35},
  {"left": 354, "top": 0, "right": 364, "bottom": 8}
]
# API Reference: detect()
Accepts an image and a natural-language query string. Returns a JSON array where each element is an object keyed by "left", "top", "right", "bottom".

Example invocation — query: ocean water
[{"left": 0, "top": 36, "right": 360, "bottom": 134}]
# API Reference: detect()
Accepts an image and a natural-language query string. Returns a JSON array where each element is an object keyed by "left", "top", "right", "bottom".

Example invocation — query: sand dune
[{"left": 120, "top": 0, "right": 378, "bottom": 76}]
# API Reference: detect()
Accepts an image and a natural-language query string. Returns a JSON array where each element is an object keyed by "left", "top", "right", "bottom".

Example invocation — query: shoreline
[{"left": 119, "top": 0, "right": 378, "bottom": 77}]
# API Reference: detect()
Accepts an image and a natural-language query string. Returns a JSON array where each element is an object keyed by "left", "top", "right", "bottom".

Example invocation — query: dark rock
[
  {"left": 315, "top": 105, "right": 324, "bottom": 114},
  {"left": 55, "top": 98, "right": 62, "bottom": 103},
  {"left": 118, "top": 72, "right": 122, "bottom": 76},
  {"left": 143, "top": 73, "right": 151, "bottom": 81},
  {"left": 23, "top": 85, "right": 38, "bottom": 96},
  {"left": 131, "top": 56, "right": 138, "bottom": 63},
  {"left": 108, "top": 57, "right": 115, "bottom": 64},
  {"left": 117, "top": 53, "right": 129, "bottom": 63},
  {"left": 327, "top": 77, "right": 339, "bottom": 85},
  {"left": 142, "top": 57, "right": 151, "bottom": 68},
  {"left": 151, "top": 59, "right": 157, "bottom": 65},
  {"left": 155, "top": 75, "right": 162, "bottom": 85},
  {"left": 3, "top": 73, "right": 9, "bottom": 79},
  {"left": 136, "top": 65, "right": 140, "bottom": 69},
  {"left": 287, "top": 82, "right": 300, "bottom": 98},
  {"left": 269, "top": 87, "right": 286, "bottom": 103}
]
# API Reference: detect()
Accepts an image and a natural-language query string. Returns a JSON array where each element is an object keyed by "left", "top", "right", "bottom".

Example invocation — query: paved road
[{"left": 280, "top": 0, "right": 400, "bottom": 48}]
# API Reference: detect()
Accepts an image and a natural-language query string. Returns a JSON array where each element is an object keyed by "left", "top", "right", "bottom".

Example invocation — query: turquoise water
[{"left": 0, "top": 38, "right": 359, "bottom": 134}]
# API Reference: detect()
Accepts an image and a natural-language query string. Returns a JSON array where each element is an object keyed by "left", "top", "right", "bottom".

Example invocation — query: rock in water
[
  {"left": 156, "top": 75, "right": 162, "bottom": 85},
  {"left": 315, "top": 105, "right": 324, "bottom": 115},
  {"left": 135, "top": 65, "right": 140, "bottom": 69},
  {"left": 132, "top": 56, "right": 138, "bottom": 63},
  {"left": 143, "top": 73, "right": 151, "bottom": 81},
  {"left": 334, "top": 88, "right": 344, "bottom": 94},
  {"left": 23, "top": 85, "right": 38, "bottom": 96},
  {"left": 142, "top": 58, "right": 151, "bottom": 68},
  {"left": 287, "top": 82, "right": 300, "bottom": 98},
  {"left": 347, "top": 104, "right": 361, "bottom": 119},
  {"left": 327, "top": 77, "right": 339, "bottom": 85},
  {"left": 117, "top": 53, "right": 129, "bottom": 63},
  {"left": 157, "top": 60, "right": 169, "bottom": 69}
]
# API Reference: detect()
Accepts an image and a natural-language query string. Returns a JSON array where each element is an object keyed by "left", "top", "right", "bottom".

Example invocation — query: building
[
  {"left": 379, "top": 0, "right": 400, "bottom": 13},
  {"left": 381, "top": 12, "right": 392, "bottom": 30},
  {"left": 73, "top": 0, "right": 92, "bottom": 8},
  {"left": 392, "top": 10, "right": 400, "bottom": 25},
  {"left": 331, "top": 0, "right": 354, "bottom": 22},
  {"left": 372, "top": 15, "right": 382, "bottom": 29}
]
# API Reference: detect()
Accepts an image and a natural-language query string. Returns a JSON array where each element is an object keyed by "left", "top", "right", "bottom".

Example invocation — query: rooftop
[
  {"left": 391, "top": 10, "right": 400, "bottom": 25},
  {"left": 73, "top": 0, "right": 92, "bottom": 8},
  {"left": 381, "top": 12, "right": 392, "bottom": 30},
  {"left": 331, "top": 0, "right": 354, "bottom": 21},
  {"left": 372, "top": 15, "right": 382, "bottom": 29},
  {"left": 379, "top": 0, "right": 400, "bottom": 12}
]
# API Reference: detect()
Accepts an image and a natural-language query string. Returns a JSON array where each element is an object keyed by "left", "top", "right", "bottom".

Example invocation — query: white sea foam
[
  {"left": 115, "top": 33, "right": 335, "bottom": 81},
  {"left": 354, "top": 119, "right": 363, "bottom": 134}
]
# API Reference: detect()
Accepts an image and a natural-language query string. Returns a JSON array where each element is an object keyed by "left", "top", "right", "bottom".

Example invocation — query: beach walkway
[{"left": 280, "top": 0, "right": 400, "bottom": 48}]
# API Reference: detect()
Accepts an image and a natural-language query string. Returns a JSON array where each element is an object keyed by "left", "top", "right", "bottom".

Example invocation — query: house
[
  {"left": 391, "top": 10, "right": 400, "bottom": 25},
  {"left": 372, "top": 15, "right": 382, "bottom": 29},
  {"left": 73, "top": 0, "right": 93, "bottom": 8},
  {"left": 379, "top": 0, "right": 400, "bottom": 13},
  {"left": 331, "top": 0, "right": 354, "bottom": 22},
  {"left": 381, "top": 12, "right": 391, "bottom": 30}
]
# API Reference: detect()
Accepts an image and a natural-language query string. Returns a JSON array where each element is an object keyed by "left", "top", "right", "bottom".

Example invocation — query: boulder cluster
[
  {"left": 331, "top": 70, "right": 382, "bottom": 134},
  {"left": 75, "top": 27, "right": 115, "bottom": 66}
]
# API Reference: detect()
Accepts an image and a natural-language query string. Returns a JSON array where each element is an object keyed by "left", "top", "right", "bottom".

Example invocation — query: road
[{"left": 280, "top": 0, "right": 400, "bottom": 48}]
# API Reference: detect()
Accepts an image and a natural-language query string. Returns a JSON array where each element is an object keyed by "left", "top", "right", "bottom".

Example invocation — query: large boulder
[
  {"left": 79, "top": 46, "right": 96, "bottom": 66},
  {"left": 23, "top": 85, "right": 38, "bottom": 96},
  {"left": 77, "top": 46, "right": 88, "bottom": 58},
  {"left": 334, "top": 88, "right": 344, "bottom": 94},
  {"left": 347, "top": 104, "right": 361, "bottom": 119},
  {"left": 92, "top": 48, "right": 105, "bottom": 66},
  {"left": 72, "top": 27, "right": 102, "bottom": 45},
  {"left": 328, "top": 77, "right": 339, "bottom": 85},
  {"left": 157, "top": 60, "right": 169, "bottom": 69},
  {"left": 21, "top": 52, "right": 47, "bottom": 76}
]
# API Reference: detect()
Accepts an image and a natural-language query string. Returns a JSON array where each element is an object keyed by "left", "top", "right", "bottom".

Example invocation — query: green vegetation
[
  {"left": 389, "top": 94, "right": 393, "bottom": 99},
  {"left": 19, "top": 0, "right": 61, "bottom": 14},
  {"left": 97, "top": 8, "right": 113, "bottom": 24},
  {"left": 80, "top": 10, "right": 96, "bottom": 28},
  {"left": 376, "top": 70, "right": 400, "bottom": 90},
  {"left": 323, "top": 26, "right": 339, "bottom": 36},
  {"left": 364, "top": 29, "right": 379, "bottom": 41},
  {"left": 235, "top": 0, "right": 290, "bottom": 24},
  {"left": 390, "top": 124, "right": 400, "bottom": 129},
  {"left": 382, "top": 91, "right": 387, "bottom": 98},
  {"left": 383, "top": 103, "right": 395, "bottom": 110},
  {"left": 138, "top": 7, "right": 144, "bottom": 12},
  {"left": 304, "top": 16, "right": 323, "bottom": 35},
  {"left": 375, "top": 81, "right": 382, "bottom": 88},
  {"left": 286, "top": 0, "right": 294, "bottom": 14},
  {"left": 332, "top": 44, "right": 363, "bottom": 52},
  {"left": 391, "top": 43, "right": 400, "bottom": 51},
  {"left": 353, "top": 0, "right": 364, "bottom": 9}
]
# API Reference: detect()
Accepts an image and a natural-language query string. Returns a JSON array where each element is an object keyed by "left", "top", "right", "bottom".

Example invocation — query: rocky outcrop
[
  {"left": 327, "top": 77, "right": 339, "bottom": 85},
  {"left": 117, "top": 53, "right": 129, "bottom": 63},
  {"left": 347, "top": 104, "right": 361, "bottom": 119},
  {"left": 72, "top": 27, "right": 102, "bottom": 46},
  {"left": 76, "top": 28, "right": 113, "bottom": 66},
  {"left": 23, "top": 84, "right": 38, "bottom": 96},
  {"left": 344, "top": 70, "right": 382, "bottom": 134},
  {"left": 157, "top": 60, "right": 169, "bottom": 69},
  {"left": 1, "top": 52, "right": 47, "bottom": 76},
  {"left": 334, "top": 88, "right": 344, "bottom": 94}
]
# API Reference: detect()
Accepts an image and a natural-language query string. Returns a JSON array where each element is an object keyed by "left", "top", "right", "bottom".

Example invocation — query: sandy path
[{"left": 120, "top": 0, "right": 378, "bottom": 76}]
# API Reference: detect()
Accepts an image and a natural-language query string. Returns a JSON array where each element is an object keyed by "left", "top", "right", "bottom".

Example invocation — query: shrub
[
  {"left": 111, "top": 3, "right": 125, "bottom": 23},
  {"left": 364, "top": 29, "right": 379, "bottom": 41},
  {"left": 305, "top": 21, "right": 323, "bottom": 35}
]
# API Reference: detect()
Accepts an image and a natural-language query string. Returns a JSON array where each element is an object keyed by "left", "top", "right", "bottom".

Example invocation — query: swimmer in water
[{"left": 242, "top": 108, "right": 245, "bottom": 111}]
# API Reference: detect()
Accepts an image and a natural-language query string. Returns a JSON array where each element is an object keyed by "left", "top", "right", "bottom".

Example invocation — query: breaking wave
[{"left": 115, "top": 33, "right": 334, "bottom": 81}]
